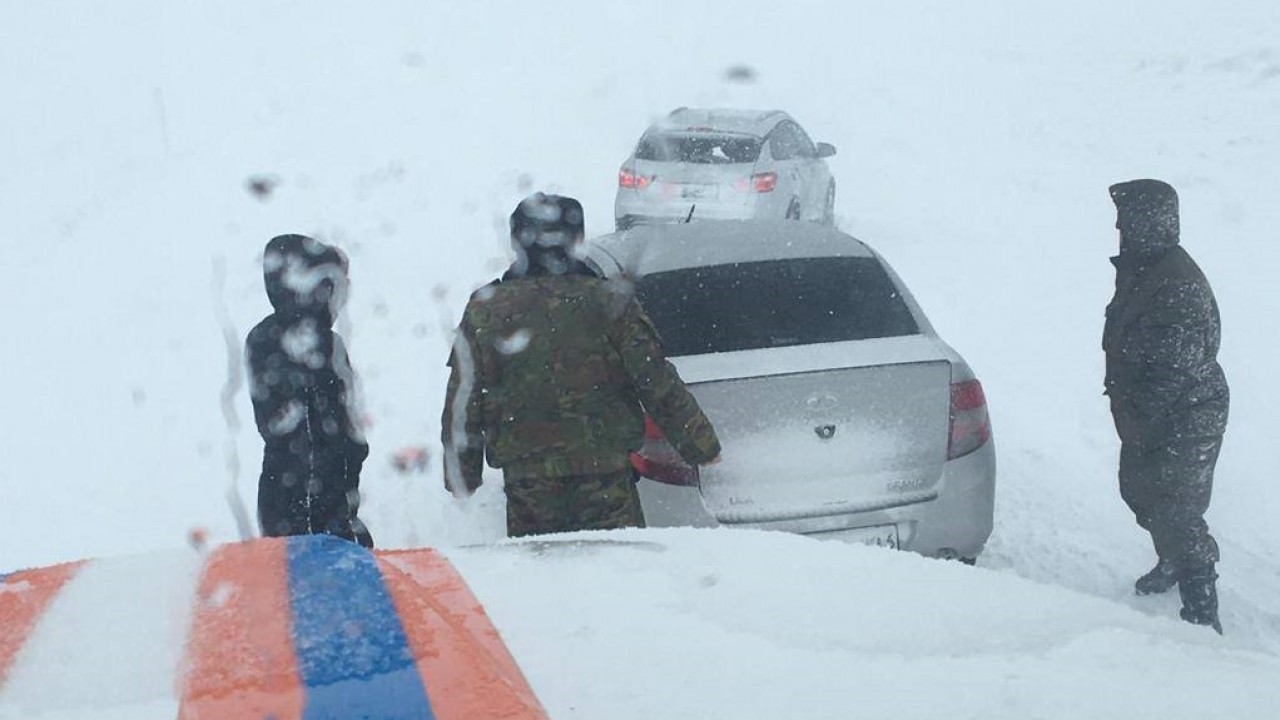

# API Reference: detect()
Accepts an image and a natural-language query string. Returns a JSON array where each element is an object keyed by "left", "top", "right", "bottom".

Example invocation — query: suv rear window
[
  {"left": 635, "top": 258, "right": 919, "bottom": 355},
  {"left": 635, "top": 133, "right": 761, "bottom": 164}
]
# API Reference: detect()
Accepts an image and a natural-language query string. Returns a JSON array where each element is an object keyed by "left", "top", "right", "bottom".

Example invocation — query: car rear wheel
[
  {"left": 821, "top": 182, "right": 836, "bottom": 225},
  {"left": 785, "top": 198, "right": 801, "bottom": 220}
]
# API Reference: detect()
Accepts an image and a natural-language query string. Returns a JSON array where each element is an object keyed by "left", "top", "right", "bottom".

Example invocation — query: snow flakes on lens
[
  {"left": 495, "top": 328, "right": 532, "bottom": 355},
  {"left": 271, "top": 248, "right": 349, "bottom": 311},
  {"left": 282, "top": 318, "right": 325, "bottom": 369},
  {"left": 268, "top": 400, "right": 306, "bottom": 436}
]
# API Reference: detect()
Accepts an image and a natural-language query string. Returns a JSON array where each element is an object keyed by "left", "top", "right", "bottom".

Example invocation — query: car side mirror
[{"left": 816, "top": 142, "right": 837, "bottom": 158}]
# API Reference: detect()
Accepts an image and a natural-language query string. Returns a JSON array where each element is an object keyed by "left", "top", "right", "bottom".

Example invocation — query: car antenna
[{"left": 684, "top": 204, "right": 696, "bottom": 223}]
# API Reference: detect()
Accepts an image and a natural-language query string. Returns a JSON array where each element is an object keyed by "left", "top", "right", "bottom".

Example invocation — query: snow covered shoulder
[{"left": 3, "top": 528, "right": 1277, "bottom": 719}]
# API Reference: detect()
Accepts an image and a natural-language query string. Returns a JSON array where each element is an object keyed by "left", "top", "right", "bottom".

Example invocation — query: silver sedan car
[
  {"left": 614, "top": 108, "right": 837, "bottom": 230},
  {"left": 586, "top": 221, "right": 996, "bottom": 561}
]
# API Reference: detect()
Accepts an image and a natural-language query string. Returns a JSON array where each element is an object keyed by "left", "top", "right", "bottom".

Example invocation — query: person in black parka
[
  {"left": 1104, "top": 179, "right": 1228, "bottom": 632},
  {"left": 246, "top": 234, "right": 373, "bottom": 547}
]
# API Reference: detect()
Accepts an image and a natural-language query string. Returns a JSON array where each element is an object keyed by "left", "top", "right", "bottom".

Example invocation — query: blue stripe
[
  {"left": 0, "top": 572, "right": 11, "bottom": 585},
  {"left": 285, "top": 535, "right": 435, "bottom": 720}
]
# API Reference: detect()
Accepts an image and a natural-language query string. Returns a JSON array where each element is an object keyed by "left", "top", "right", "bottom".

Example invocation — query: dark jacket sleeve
[
  {"left": 327, "top": 334, "right": 370, "bottom": 468},
  {"left": 608, "top": 295, "right": 721, "bottom": 465},
  {"left": 441, "top": 317, "right": 487, "bottom": 494},
  {"left": 245, "top": 323, "right": 295, "bottom": 443}
]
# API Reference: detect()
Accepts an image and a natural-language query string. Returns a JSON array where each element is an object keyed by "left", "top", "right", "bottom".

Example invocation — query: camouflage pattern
[
  {"left": 504, "top": 468, "right": 645, "bottom": 538},
  {"left": 441, "top": 268, "right": 720, "bottom": 521},
  {"left": 1104, "top": 180, "right": 1228, "bottom": 583}
]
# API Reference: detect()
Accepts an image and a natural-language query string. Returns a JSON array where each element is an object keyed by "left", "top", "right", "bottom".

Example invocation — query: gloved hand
[{"left": 443, "top": 446, "right": 484, "bottom": 498}]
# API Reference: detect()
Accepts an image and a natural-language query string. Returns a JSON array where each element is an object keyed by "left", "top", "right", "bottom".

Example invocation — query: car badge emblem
[
  {"left": 815, "top": 424, "right": 837, "bottom": 440},
  {"left": 805, "top": 392, "right": 839, "bottom": 412}
]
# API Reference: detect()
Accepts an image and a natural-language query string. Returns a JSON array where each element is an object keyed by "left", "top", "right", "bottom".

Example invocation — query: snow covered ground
[
  {"left": 5, "top": 531, "right": 1280, "bottom": 720},
  {"left": 2, "top": 0, "right": 1279, "bottom": 715},
  {"left": 452, "top": 530, "right": 1280, "bottom": 720}
]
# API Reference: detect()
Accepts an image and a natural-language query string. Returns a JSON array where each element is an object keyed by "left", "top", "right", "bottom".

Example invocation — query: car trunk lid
[{"left": 686, "top": 356, "right": 950, "bottom": 526}]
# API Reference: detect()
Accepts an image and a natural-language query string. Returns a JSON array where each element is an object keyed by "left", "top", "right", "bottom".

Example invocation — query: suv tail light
[
  {"left": 948, "top": 379, "right": 991, "bottom": 460},
  {"left": 630, "top": 415, "right": 698, "bottom": 486},
  {"left": 618, "top": 168, "right": 652, "bottom": 190},
  {"left": 752, "top": 172, "right": 778, "bottom": 193},
  {"left": 734, "top": 172, "right": 777, "bottom": 193}
]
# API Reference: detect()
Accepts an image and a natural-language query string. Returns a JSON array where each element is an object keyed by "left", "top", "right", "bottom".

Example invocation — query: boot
[
  {"left": 1177, "top": 567, "right": 1222, "bottom": 635},
  {"left": 1134, "top": 558, "right": 1179, "bottom": 595}
]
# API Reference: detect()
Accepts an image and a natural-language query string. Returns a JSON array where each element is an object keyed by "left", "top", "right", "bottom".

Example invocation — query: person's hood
[
  {"left": 1110, "top": 179, "right": 1180, "bottom": 258},
  {"left": 262, "top": 234, "right": 348, "bottom": 324}
]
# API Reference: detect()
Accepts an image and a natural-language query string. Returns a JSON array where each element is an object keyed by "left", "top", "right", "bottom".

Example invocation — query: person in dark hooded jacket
[
  {"left": 246, "top": 234, "right": 373, "bottom": 547},
  {"left": 1104, "top": 179, "right": 1228, "bottom": 632}
]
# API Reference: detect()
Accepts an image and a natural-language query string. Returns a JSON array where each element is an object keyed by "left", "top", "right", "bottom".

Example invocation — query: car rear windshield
[
  {"left": 635, "top": 133, "right": 762, "bottom": 164},
  {"left": 635, "top": 258, "right": 919, "bottom": 355}
]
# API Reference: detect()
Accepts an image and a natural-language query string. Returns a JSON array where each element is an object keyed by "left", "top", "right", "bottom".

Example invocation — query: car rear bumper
[
  {"left": 615, "top": 192, "right": 758, "bottom": 228},
  {"left": 637, "top": 438, "right": 996, "bottom": 560},
  {"left": 899, "top": 439, "right": 996, "bottom": 559}
]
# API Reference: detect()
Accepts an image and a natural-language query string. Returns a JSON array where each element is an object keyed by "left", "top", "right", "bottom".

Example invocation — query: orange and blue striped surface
[{"left": 0, "top": 536, "right": 548, "bottom": 719}]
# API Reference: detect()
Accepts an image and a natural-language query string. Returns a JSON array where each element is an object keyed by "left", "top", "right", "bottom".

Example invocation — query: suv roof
[
  {"left": 589, "top": 220, "right": 874, "bottom": 277},
  {"left": 654, "top": 108, "right": 788, "bottom": 137}
]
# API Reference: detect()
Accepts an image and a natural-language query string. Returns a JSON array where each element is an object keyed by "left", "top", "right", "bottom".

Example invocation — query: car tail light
[
  {"left": 734, "top": 172, "right": 777, "bottom": 193},
  {"left": 947, "top": 379, "right": 991, "bottom": 460},
  {"left": 630, "top": 415, "right": 698, "bottom": 486},
  {"left": 618, "top": 168, "right": 652, "bottom": 190}
]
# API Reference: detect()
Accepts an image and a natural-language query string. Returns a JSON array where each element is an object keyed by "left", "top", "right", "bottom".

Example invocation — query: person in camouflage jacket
[
  {"left": 442, "top": 193, "right": 721, "bottom": 537},
  {"left": 1104, "top": 179, "right": 1229, "bottom": 633}
]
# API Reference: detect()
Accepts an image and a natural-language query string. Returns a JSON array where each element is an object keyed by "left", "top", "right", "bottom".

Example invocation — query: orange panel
[
  {"left": 177, "top": 539, "right": 304, "bottom": 720},
  {"left": 0, "top": 561, "right": 84, "bottom": 690},
  {"left": 378, "top": 550, "right": 550, "bottom": 720}
]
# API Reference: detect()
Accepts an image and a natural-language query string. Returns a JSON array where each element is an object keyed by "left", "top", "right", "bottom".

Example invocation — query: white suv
[{"left": 614, "top": 108, "right": 837, "bottom": 230}]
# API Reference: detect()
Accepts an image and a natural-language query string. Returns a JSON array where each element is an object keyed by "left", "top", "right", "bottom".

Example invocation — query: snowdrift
[{"left": 3, "top": 528, "right": 1278, "bottom": 719}]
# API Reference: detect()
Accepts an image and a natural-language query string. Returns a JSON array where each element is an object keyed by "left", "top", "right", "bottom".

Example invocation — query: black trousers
[
  {"left": 258, "top": 461, "right": 372, "bottom": 548},
  {"left": 1119, "top": 436, "right": 1221, "bottom": 570}
]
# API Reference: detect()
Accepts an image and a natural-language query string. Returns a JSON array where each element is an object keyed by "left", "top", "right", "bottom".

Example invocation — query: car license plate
[
  {"left": 681, "top": 184, "right": 718, "bottom": 199},
  {"left": 816, "top": 524, "right": 900, "bottom": 549}
]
